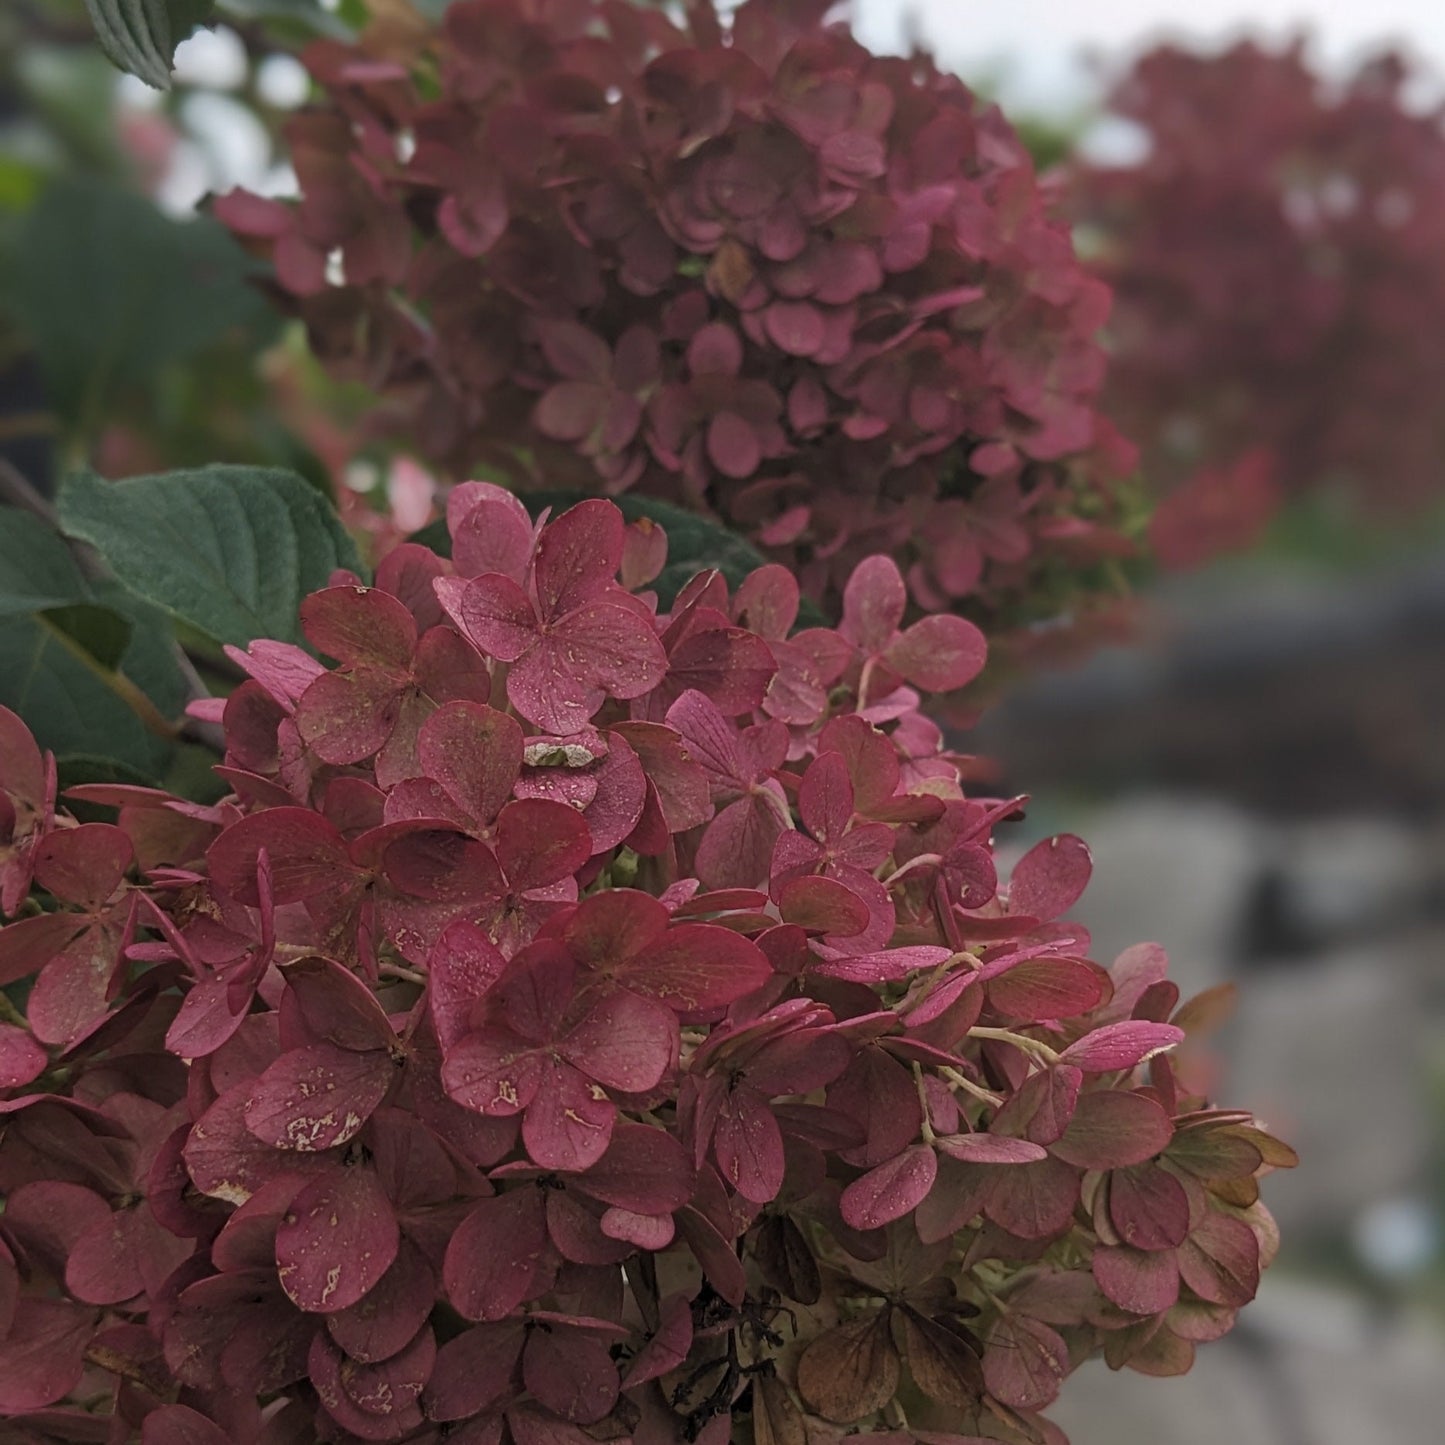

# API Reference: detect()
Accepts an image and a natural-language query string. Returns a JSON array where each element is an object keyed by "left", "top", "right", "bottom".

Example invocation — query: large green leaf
[
  {"left": 0, "top": 509, "right": 89, "bottom": 615},
  {"left": 0, "top": 509, "right": 181, "bottom": 780},
  {"left": 83, "top": 0, "right": 214, "bottom": 90},
  {"left": 0, "top": 613, "right": 175, "bottom": 779},
  {"left": 58, "top": 464, "right": 364, "bottom": 648},
  {"left": 1, "top": 178, "right": 276, "bottom": 436},
  {"left": 412, "top": 491, "right": 808, "bottom": 616}
]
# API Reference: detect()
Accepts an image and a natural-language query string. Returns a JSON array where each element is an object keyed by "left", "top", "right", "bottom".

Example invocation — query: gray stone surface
[
  {"left": 1064, "top": 793, "right": 1262, "bottom": 991},
  {"left": 1052, "top": 1277, "right": 1445, "bottom": 1445},
  {"left": 1222, "top": 933, "right": 1437, "bottom": 1237}
]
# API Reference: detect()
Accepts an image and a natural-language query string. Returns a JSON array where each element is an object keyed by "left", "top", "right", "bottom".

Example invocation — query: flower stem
[
  {"left": 940, "top": 1065, "right": 1004, "bottom": 1109},
  {"left": 968, "top": 1025, "right": 1061, "bottom": 1065},
  {"left": 912, "top": 1061, "right": 937, "bottom": 1144}
]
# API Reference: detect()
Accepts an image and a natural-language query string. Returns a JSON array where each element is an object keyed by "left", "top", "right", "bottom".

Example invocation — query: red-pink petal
[
  {"left": 276, "top": 1164, "right": 400, "bottom": 1313},
  {"left": 559, "top": 989, "right": 675, "bottom": 1094},
  {"left": 495, "top": 798, "right": 592, "bottom": 892},
  {"left": 0, "top": 1023, "right": 46, "bottom": 1088},
  {"left": 1109, "top": 1163, "right": 1192, "bottom": 1251},
  {"left": 715, "top": 1087, "right": 786, "bottom": 1204},
  {"left": 573, "top": 1122, "right": 695, "bottom": 1214},
  {"left": 982, "top": 1315, "right": 1068, "bottom": 1411},
  {"left": 706, "top": 412, "right": 762, "bottom": 479},
  {"left": 1093, "top": 1245, "right": 1181, "bottom": 1315},
  {"left": 1009, "top": 835, "right": 1093, "bottom": 922},
  {"left": 616, "top": 922, "right": 774, "bottom": 1011},
  {"left": 425, "top": 1320, "right": 525, "bottom": 1421},
  {"left": 326, "top": 1237, "right": 436, "bottom": 1364},
  {"left": 300, "top": 586, "right": 417, "bottom": 669},
  {"left": 1058, "top": 1021, "right": 1186, "bottom": 1073},
  {"left": 443, "top": 1190, "right": 549, "bottom": 1322},
  {"left": 936, "top": 1133, "right": 1049, "bottom": 1165},
  {"left": 207, "top": 808, "right": 350, "bottom": 906},
  {"left": 885, "top": 614, "right": 987, "bottom": 693},
  {"left": 417, "top": 700, "right": 523, "bottom": 826},
  {"left": 840, "top": 555, "right": 906, "bottom": 652},
  {"left": 533, "top": 499, "right": 625, "bottom": 616},
  {"left": 0, "top": 1299, "right": 95, "bottom": 1411},
  {"left": 523, "top": 1324, "right": 618, "bottom": 1424},
  {"left": 436, "top": 573, "right": 537, "bottom": 663},
  {"left": 839, "top": 1145, "right": 938, "bottom": 1231},
  {"left": 33, "top": 823, "right": 133, "bottom": 908},
  {"left": 523, "top": 1059, "right": 616, "bottom": 1171},
  {"left": 1051, "top": 1090, "right": 1174, "bottom": 1171},
  {"left": 428, "top": 920, "right": 509, "bottom": 1051},
  {"left": 244, "top": 1042, "right": 396, "bottom": 1153},
  {"left": 295, "top": 668, "right": 402, "bottom": 765}
]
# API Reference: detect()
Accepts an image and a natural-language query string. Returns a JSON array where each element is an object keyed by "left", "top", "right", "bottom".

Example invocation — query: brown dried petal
[
  {"left": 795, "top": 1313, "right": 900, "bottom": 1424},
  {"left": 898, "top": 1306, "right": 985, "bottom": 1408}
]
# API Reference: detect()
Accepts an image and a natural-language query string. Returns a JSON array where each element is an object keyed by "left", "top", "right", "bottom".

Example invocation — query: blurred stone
[
  {"left": 1052, "top": 1277, "right": 1445, "bottom": 1445},
  {"left": 974, "top": 548, "right": 1445, "bottom": 818},
  {"left": 1065, "top": 794, "right": 1261, "bottom": 994},
  {"left": 1222, "top": 931, "right": 1436, "bottom": 1239}
]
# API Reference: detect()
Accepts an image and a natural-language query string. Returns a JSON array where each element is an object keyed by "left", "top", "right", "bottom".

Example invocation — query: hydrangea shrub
[
  {"left": 0, "top": 489, "right": 1292, "bottom": 1444},
  {"left": 216, "top": 0, "right": 1137, "bottom": 627},
  {"left": 1075, "top": 41, "right": 1445, "bottom": 565}
]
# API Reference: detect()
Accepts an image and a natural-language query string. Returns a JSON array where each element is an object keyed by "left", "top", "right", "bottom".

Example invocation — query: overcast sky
[{"left": 852, "top": 0, "right": 1445, "bottom": 112}]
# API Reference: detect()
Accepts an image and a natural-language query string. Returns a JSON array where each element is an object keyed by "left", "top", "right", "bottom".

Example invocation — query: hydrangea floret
[
  {"left": 217, "top": 0, "right": 1136, "bottom": 628},
  {"left": 1075, "top": 41, "right": 1445, "bottom": 565},
  {"left": 0, "top": 491, "right": 1291, "bottom": 1444}
]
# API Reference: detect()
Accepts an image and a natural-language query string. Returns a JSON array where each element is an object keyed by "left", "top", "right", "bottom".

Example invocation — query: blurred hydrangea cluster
[
  {"left": 1076, "top": 41, "right": 1445, "bottom": 565},
  {"left": 217, "top": 0, "right": 1137, "bottom": 628}
]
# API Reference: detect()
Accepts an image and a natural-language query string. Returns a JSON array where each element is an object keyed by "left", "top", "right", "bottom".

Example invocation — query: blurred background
[{"left": 3, "top": 2, "right": 1444, "bottom": 1441}]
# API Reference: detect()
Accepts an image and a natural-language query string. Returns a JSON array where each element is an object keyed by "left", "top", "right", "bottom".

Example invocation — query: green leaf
[
  {"left": 58, "top": 464, "right": 365, "bottom": 648},
  {"left": 0, "top": 509, "right": 89, "bottom": 616},
  {"left": 92, "top": 581, "right": 190, "bottom": 721},
  {"left": 411, "top": 491, "right": 815, "bottom": 617},
  {"left": 1, "top": 177, "right": 276, "bottom": 437},
  {"left": 56, "top": 754, "right": 165, "bottom": 794},
  {"left": 82, "top": 0, "right": 215, "bottom": 90},
  {"left": 0, "top": 612, "right": 174, "bottom": 780},
  {"left": 0, "top": 506, "right": 188, "bottom": 783},
  {"left": 40, "top": 603, "right": 133, "bottom": 672}
]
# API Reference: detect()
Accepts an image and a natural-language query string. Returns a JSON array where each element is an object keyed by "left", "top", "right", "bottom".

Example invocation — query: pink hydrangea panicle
[{"left": 0, "top": 496, "right": 1291, "bottom": 1440}]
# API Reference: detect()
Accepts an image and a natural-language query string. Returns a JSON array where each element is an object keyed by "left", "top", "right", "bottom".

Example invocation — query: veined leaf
[
  {"left": 0, "top": 506, "right": 188, "bottom": 783},
  {"left": 58, "top": 465, "right": 364, "bottom": 648},
  {"left": 83, "top": 0, "right": 214, "bottom": 90},
  {"left": 0, "top": 611, "right": 175, "bottom": 779},
  {"left": 0, "top": 509, "right": 89, "bottom": 616}
]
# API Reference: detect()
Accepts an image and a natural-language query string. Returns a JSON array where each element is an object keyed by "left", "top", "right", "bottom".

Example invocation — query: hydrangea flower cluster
[
  {"left": 216, "top": 0, "right": 1136, "bottom": 627},
  {"left": 0, "top": 489, "right": 1290, "bottom": 1444},
  {"left": 1075, "top": 41, "right": 1445, "bottom": 565}
]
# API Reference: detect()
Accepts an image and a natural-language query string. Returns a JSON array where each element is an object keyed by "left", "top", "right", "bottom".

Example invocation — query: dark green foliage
[
  {"left": 58, "top": 464, "right": 365, "bottom": 647},
  {"left": 82, "top": 0, "right": 214, "bottom": 90},
  {"left": 1, "top": 178, "right": 276, "bottom": 442}
]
